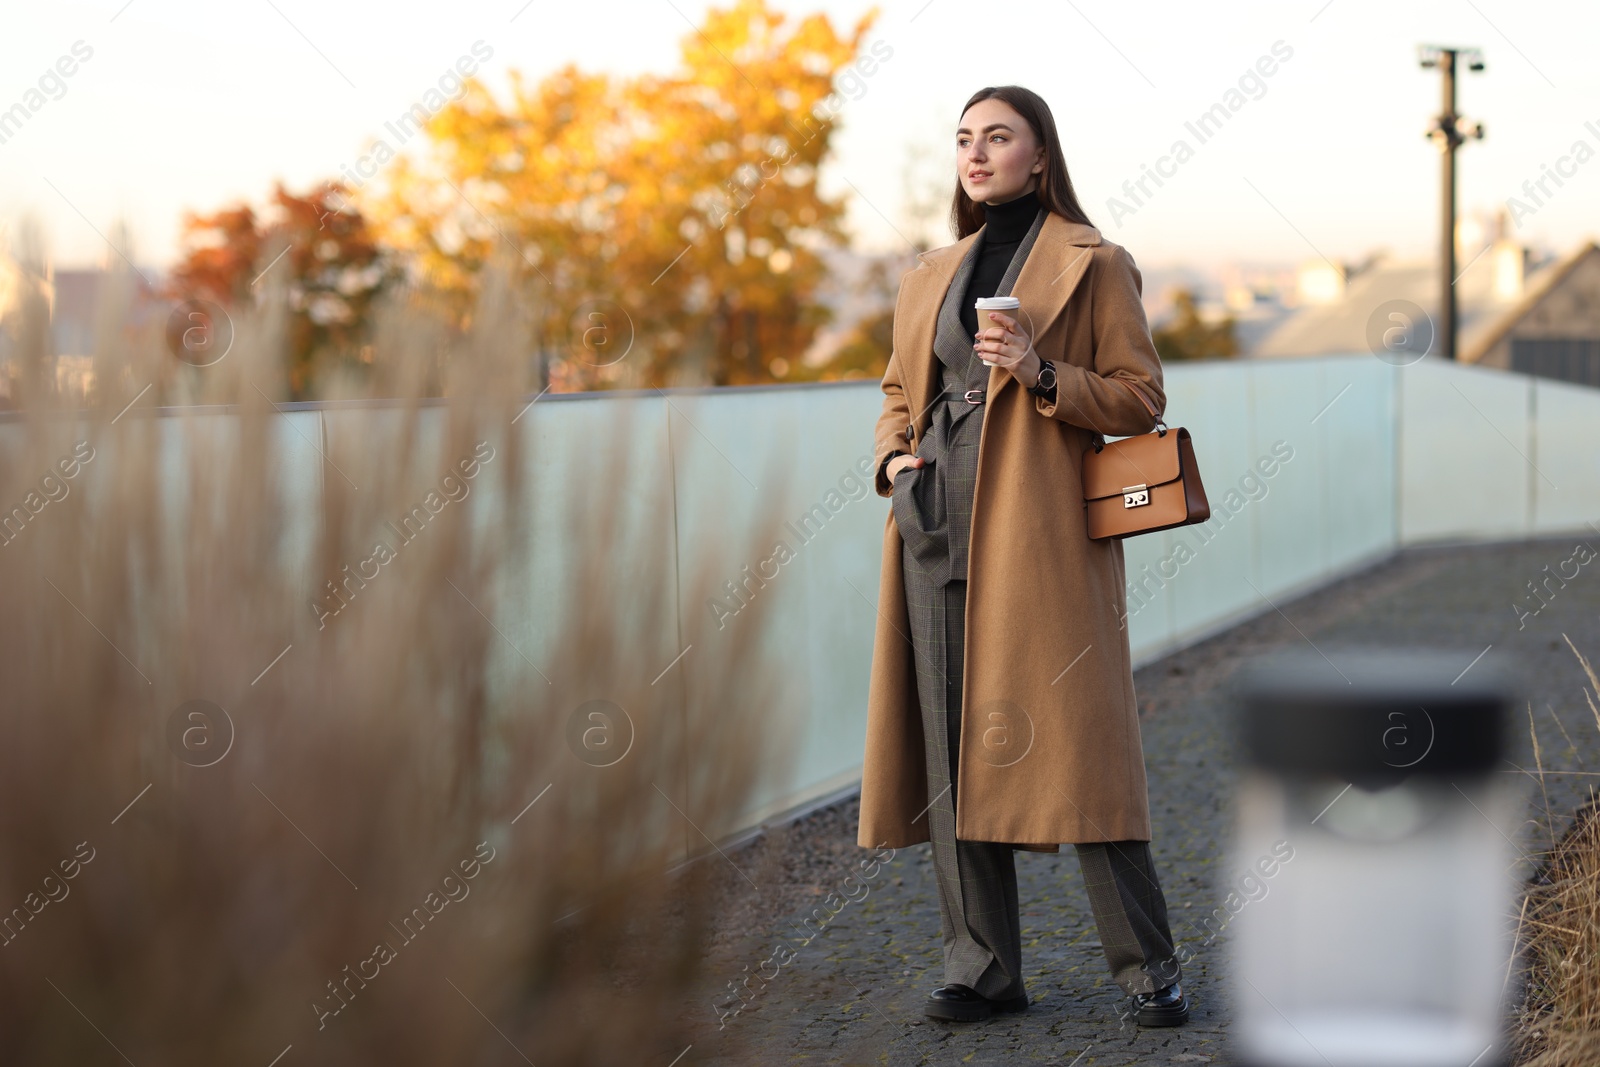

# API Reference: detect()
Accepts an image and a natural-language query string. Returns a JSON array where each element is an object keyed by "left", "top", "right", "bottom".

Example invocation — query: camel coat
[{"left": 858, "top": 211, "right": 1167, "bottom": 852}]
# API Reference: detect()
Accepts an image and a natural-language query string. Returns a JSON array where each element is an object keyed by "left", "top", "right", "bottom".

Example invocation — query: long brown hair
[{"left": 950, "top": 85, "right": 1096, "bottom": 240}]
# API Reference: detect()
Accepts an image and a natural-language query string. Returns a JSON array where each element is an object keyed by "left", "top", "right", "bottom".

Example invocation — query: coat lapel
[
  {"left": 898, "top": 213, "right": 1103, "bottom": 424},
  {"left": 991, "top": 213, "right": 1101, "bottom": 400},
  {"left": 1008, "top": 213, "right": 1101, "bottom": 348}
]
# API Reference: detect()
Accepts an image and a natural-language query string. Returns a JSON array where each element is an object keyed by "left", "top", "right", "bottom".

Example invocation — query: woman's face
[{"left": 956, "top": 99, "right": 1044, "bottom": 205}]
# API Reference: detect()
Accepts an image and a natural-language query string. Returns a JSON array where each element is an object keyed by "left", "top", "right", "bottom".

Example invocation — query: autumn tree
[
  {"left": 1151, "top": 288, "right": 1238, "bottom": 362},
  {"left": 370, "top": 0, "right": 880, "bottom": 390},
  {"left": 167, "top": 181, "right": 397, "bottom": 398}
]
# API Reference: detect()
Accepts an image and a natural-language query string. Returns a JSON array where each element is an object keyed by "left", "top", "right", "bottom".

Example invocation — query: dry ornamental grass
[
  {"left": 1513, "top": 637, "right": 1600, "bottom": 1067},
  {"left": 0, "top": 236, "right": 795, "bottom": 1065}
]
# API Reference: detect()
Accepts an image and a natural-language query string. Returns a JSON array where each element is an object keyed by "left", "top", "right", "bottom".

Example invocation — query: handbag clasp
[{"left": 1123, "top": 484, "right": 1150, "bottom": 508}]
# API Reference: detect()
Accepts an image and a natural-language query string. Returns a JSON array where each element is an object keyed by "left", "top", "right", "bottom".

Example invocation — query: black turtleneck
[{"left": 959, "top": 187, "right": 1042, "bottom": 339}]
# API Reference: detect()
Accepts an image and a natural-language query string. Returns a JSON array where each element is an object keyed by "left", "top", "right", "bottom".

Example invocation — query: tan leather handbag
[{"left": 1082, "top": 380, "right": 1210, "bottom": 540}]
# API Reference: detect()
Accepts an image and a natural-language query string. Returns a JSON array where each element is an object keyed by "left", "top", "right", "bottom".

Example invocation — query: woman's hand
[
  {"left": 887, "top": 454, "right": 925, "bottom": 482},
  {"left": 974, "top": 311, "right": 1042, "bottom": 387}
]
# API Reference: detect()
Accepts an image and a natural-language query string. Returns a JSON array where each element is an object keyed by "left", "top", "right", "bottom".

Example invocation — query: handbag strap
[{"left": 1091, "top": 378, "right": 1168, "bottom": 452}]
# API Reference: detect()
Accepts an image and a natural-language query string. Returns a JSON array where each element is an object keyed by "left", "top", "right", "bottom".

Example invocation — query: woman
[{"left": 857, "top": 85, "right": 1189, "bottom": 1028}]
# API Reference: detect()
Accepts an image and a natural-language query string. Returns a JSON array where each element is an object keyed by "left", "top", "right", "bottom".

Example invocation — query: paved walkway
[{"left": 681, "top": 536, "right": 1600, "bottom": 1065}]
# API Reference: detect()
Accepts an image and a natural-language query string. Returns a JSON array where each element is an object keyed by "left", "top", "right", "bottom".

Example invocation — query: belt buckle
[{"left": 964, "top": 389, "right": 985, "bottom": 405}]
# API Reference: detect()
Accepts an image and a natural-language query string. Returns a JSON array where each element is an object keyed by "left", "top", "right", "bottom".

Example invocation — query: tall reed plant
[{"left": 0, "top": 237, "right": 794, "bottom": 1065}]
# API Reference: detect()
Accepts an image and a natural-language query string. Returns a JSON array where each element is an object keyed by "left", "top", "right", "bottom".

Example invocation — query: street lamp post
[{"left": 1419, "top": 46, "right": 1486, "bottom": 362}]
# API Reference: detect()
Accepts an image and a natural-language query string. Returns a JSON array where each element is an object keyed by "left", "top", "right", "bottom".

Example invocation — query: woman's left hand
[{"left": 973, "top": 311, "right": 1041, "bottom": 386}]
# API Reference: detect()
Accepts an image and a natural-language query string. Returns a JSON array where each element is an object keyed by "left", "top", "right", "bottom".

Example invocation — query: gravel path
[{"left": 672, "top": 535, "right": 1600, "bottom": 1066}]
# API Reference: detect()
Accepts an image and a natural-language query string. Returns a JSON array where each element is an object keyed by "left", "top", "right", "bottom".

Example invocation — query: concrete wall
[
  {"left": 6, "top": 354, "right": 1598, "bottom": 843},
  {"left": 1398, "top": 359, "right": 1600, "bottom": 542}
]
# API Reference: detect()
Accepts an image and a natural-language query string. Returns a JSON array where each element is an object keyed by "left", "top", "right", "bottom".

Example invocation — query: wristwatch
[{"left": 1026, "top": 359, "right": 1058, "bottom": 398}]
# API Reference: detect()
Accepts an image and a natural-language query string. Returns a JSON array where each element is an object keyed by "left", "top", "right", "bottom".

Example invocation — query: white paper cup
[{"left": 973, "top": 296, "right": 1021, "bottom": 365}]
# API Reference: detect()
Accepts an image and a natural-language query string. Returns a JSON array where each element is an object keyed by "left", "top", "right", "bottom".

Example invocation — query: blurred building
[
  {"left": 1461, "top": 241, "right": 1600, "bottom": 387},
  {"left": 1251, "top": 211, "right": 1600, "bottom": 386},
  {"left": 1208, "top": 263, "right": 1298, "bottom": 355},
  {"left": 0, "top": 257, "right": 161, "bottom": 404}
]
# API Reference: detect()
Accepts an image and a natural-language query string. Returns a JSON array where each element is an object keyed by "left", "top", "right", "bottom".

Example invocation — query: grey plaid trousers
[{"left": 896, "top": 563, "right": 1184, "bottom": 999}]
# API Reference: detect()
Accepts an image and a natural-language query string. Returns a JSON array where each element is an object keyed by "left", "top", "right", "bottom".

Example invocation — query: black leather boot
[
  {"left": 924, "top": 983, "right": 1030, "bottom": 1022},
  {"left": 1131, "top": 982, "right": 1190, "bottom": 1026}
]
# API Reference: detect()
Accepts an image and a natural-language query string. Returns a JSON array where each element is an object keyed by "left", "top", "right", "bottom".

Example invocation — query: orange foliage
[
  {"left": 167, "top": 182, "right": 396, "bottom": 399},
  {"left": 371, "top": 0, "right": 880, "bottom": 390}
]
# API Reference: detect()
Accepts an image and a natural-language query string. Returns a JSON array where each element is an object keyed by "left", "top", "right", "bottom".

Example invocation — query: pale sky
[{"left": 3, "top": 0, "right": 1597, "bottom": 272}]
